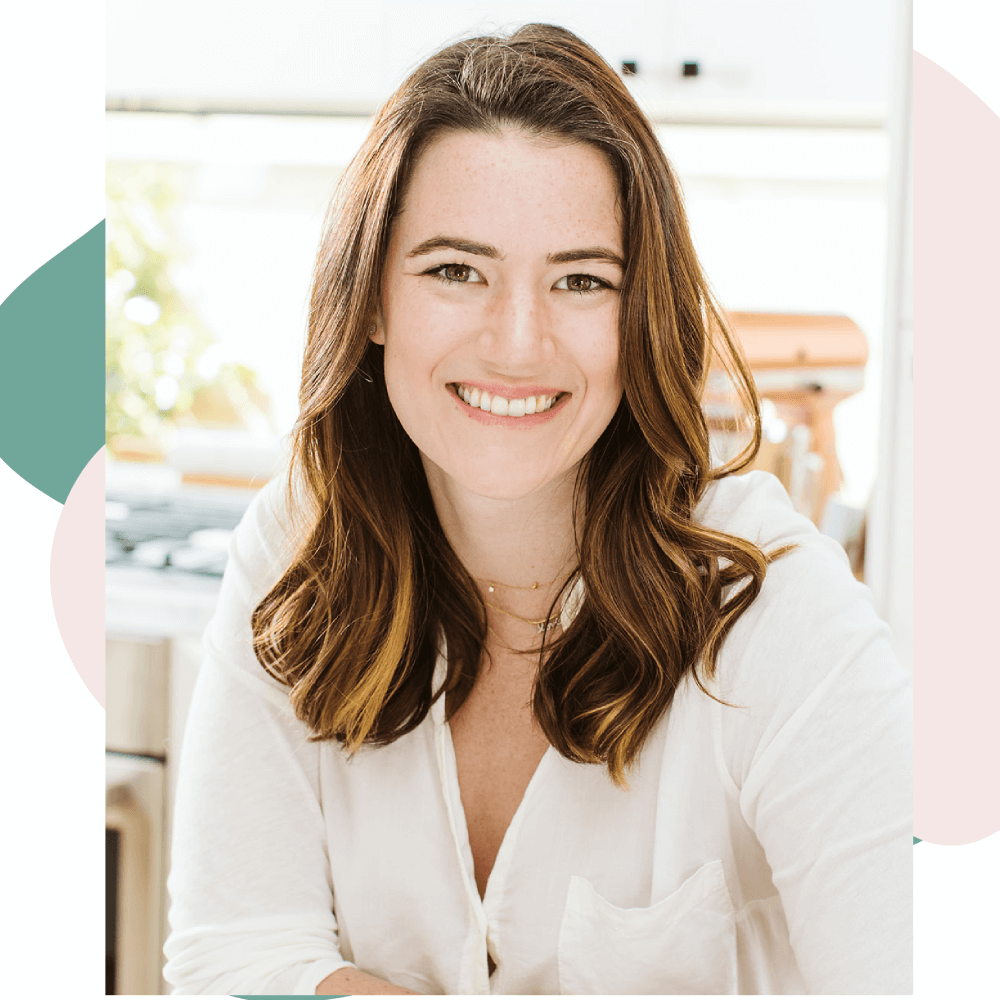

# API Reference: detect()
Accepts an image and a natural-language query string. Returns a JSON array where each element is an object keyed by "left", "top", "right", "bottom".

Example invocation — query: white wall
[{"left": 867, "top": 0, "right": 912, "bottom": 662}]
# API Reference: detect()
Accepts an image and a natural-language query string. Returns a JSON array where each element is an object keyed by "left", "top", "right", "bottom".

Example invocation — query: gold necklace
[
  {"left": 486, "top": 624, "right": 546, "bottom": 655},
  {"left": 474, "top": 572, "right": 562, "bottom": 594},
  {"left": 483, "top": 600, "right": 559, "bottom": 634}
]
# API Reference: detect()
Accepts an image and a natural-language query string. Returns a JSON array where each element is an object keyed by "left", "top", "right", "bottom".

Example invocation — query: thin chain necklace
[
  {"left": 475, "top": 560, "right": 575, "bottom": 632},
  {"left": 486, "top": 624, "right": 547, "bottom": 654},
  {"left": 483, "top": 600, "right": 559, "bottom": 634}
]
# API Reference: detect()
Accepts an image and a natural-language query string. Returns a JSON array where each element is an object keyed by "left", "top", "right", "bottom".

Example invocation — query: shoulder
[
  {"left": 225, "top": 467, "right": 308, "bottom": 608},
  {"left": 695, "top": 470, "right": 865, "bottom": 634},
  {"left": 694, "top": 470, "right": 823, "bottom": 552},
  {"left": 695, "top": 472, "right": 900, "bottom": 721}
]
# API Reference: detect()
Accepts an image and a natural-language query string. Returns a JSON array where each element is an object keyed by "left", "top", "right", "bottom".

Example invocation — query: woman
[{"left": 163, "top": 24, "right": 911, "bottom": 996}]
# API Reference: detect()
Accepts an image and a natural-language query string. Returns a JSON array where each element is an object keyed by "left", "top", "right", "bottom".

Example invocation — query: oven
[
  {"left": 105, "top": 473, "right": 253, "bottom": 993},
  {"left": 107, "top": 750, "right": 166, "bottom": 994},
  {"left": 106, "top": 635, "right": 169, "bottom": 995}
]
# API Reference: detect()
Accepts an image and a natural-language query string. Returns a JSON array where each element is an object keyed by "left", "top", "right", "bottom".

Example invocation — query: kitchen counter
[{"left": 106, "top": 564, "right": 222, "bottom": 638}]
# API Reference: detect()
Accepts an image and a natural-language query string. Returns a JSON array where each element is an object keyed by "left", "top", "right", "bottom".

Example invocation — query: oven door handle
[{"left": 107, "top": 785, "right": 155, "bottom": 995}]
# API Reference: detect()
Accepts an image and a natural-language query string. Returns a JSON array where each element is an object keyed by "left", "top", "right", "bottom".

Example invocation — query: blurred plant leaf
[{"left": 105, "top": 163, "right": 272, "bottom": 457}]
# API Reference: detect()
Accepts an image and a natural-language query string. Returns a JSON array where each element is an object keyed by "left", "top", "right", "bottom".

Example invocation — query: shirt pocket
[{"left": 557, "top": 859, "right": 738, "bottom": 995}]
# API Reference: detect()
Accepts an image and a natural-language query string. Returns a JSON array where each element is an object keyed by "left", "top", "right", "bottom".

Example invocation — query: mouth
[{"left": 449, "top": 382, "right": 569, "bottom": 418}]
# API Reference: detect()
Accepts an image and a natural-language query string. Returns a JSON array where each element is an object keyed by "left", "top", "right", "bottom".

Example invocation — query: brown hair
[{"left": 252, "top": 23, "right": 788, "bottom": 784}]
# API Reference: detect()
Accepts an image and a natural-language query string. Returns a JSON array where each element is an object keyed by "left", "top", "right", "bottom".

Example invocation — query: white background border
[
  {"left": 1, "top": 1, "right": 996, "bottom": 994},
  {"left": 911, "top": 0, "right": 1000, "bottom": 994},
  {"left": 0, "top": 1, "right": 105, "bottom": 995}
]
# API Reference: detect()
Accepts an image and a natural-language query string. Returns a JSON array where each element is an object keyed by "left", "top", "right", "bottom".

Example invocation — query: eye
[
  {"left": 424, "top": 263, "right": 485, "bottom": 284},
  {"left": 555, "top": 273, "right": 613, "bottom": 295}
]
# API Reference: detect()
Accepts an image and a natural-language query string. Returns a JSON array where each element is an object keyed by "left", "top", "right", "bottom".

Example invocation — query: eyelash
[{"left": 422, "top": 263, "right": 613, "bottom": 295}]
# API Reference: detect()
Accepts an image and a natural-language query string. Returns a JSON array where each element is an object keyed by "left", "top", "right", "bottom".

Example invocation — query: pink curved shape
[
  {"left": 914, "top": 53, "right": 1000, "bottom": 844},
  {"left": 50, "top": 446, "right": 104, "bottom": 707}
]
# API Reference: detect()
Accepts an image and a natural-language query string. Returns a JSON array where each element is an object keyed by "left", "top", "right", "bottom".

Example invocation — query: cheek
[
  {"left": 383, "top": 324, "right": 438, "bottom": 388},
  {"left": 581, "top": 323, "right": 622, "bottom": 398},
  {"left": 381, "top": 345, "right": 426, "bottom": 427},
  {"left": 584, "top": 343, "right": 623, "bottom": 436},
  {"left": 385, "top": 291, "right": 471, "bottom": 372},
  {"left": 380, "top": 309, "right": 455, "bottom": 418}
]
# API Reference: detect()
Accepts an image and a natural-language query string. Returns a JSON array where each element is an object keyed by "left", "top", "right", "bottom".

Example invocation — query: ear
[{"left": 369, "top": 318, "right": 385, "bottom": 345}]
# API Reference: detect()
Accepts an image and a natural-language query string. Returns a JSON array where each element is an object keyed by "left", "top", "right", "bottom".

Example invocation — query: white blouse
[{"left": 163, "top": 471, "right": 912, "bottom": 995}]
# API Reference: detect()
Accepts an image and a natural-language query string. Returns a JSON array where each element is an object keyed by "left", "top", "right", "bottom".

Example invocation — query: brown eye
[
  {"left": 425, "top": 262, "right": 485, "bottom": 285},
  {"left": 559, "top": 273, "right": 608, "bottom": 293}
]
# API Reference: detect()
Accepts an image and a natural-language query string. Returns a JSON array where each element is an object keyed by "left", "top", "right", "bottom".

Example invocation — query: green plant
[{"left": 105, "top": 163, "right": 270, "bottom": 455}]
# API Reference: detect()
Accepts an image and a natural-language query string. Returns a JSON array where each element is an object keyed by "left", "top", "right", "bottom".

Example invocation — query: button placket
[{"left": 433, "top": 698, "right": 492, "bottom": 993}]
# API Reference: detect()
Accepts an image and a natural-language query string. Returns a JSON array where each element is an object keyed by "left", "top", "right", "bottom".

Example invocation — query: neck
[{"left": 422, "top": 458, "right": 580, "bottom": 592}]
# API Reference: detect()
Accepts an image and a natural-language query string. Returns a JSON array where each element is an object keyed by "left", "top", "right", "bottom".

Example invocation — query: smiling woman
[{"left": 163, "top": 23, "right": 911, "bottom": 997}]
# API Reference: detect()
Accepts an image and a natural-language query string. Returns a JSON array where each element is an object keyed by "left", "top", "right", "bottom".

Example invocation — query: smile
[{"left": 451, "top": 382, "right": 568, "bottom": 417}]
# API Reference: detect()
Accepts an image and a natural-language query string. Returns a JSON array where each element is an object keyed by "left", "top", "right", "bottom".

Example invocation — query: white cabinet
[
  {"left": 107, "top": 0, "right": 895, "bottom": 124},
  {"left": 106, "top": 635, "right": 169, "bottom": 757}
]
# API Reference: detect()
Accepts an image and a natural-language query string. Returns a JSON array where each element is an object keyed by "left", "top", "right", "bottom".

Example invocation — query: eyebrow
[
  {"left": 547, "top": 247, "right": 625, "bottom": 269},
  {"left": 406, "top": 236, "right": 503, "bottom": 260},
  {"left": 405, "top": 235, "right": 624, "bottom": 270}
]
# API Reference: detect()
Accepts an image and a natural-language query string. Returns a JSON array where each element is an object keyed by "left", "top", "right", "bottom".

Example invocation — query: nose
[{"left": 477, "top": 282, "right": 554, "bottom": 371}]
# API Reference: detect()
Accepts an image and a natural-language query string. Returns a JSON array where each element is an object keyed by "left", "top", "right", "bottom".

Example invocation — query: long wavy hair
[{"left": 252, "top": 23, "right": 788, "bottom": 784}]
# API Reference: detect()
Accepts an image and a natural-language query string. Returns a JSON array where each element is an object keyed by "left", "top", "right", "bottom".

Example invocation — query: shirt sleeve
[
  {"left": 162, "top": 477, "right": 355, "bottom": 996},
  {"left": 715, "top": 524, "right": 912, "bottom": 995}
]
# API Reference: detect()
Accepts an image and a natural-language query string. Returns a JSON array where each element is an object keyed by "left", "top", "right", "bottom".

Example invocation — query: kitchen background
[{"left": 104, "top": 1, "right": 912, "bottom": 992}]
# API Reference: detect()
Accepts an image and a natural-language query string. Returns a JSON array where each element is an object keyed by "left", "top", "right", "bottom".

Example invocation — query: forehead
[{"left": 392, "top": 129, "right": 623, "bottom": 253}]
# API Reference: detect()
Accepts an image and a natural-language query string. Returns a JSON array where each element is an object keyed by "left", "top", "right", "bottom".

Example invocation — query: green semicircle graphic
[{"left": 0, "top": 221, "right": 105, "bottom": 504}]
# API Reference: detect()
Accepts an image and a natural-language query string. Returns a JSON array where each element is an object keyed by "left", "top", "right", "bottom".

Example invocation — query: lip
[
  {"left": 447, "top": 383, "right": 570, "bottom": 427},
  {"left": 452, "top": 380, "right": 568, "bottom": 399}
]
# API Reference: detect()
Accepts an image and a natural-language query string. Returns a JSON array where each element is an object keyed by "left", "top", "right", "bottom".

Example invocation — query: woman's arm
[
  {"left": 164, "top": 479, "right": 357, "bottom": 995},
  {"left": 718, "top": 535, "right": 912, "bottom": 994},
  {"left": 316, "top": 967, "right": 419, "bottom": 995}
]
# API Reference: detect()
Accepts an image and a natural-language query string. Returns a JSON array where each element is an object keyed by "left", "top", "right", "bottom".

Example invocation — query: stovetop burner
[{"left": 106, "top": 488, "right": 254, "bottom": 577}]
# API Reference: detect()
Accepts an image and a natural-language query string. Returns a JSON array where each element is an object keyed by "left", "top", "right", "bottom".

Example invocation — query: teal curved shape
[{"left": 0, "top": 222, "right": 105, "bottom": 503}]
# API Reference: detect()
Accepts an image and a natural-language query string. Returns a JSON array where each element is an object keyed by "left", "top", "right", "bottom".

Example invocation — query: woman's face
[{"left": 376, "top": 128, "right": 624, "bottom": 501}]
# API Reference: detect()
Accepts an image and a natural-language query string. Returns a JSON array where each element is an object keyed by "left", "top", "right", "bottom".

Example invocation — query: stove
[
  {"left": 106, "top": 486, "right": 254, "bottom": 577},
  {"left": 105, "top": 476, "right": 259, "bottom": 638}
]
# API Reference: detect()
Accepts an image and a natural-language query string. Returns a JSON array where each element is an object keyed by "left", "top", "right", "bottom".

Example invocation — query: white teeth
[{"left": 455, "top": 384, "right": 562, "bottom": 417}]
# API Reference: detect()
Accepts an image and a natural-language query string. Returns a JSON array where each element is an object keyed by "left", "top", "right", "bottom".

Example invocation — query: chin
[{"left": 426, "top": 450, "right": 565, "bottom": 502}]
